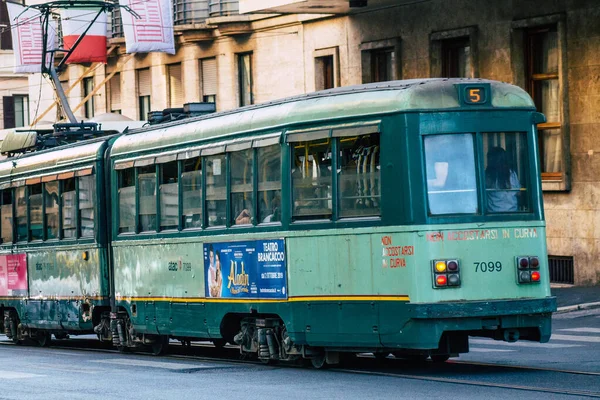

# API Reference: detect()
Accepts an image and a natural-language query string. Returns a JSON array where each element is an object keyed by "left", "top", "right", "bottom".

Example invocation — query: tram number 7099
[{"left": 474, "top": 261, "right": 502, "bottom": 272}]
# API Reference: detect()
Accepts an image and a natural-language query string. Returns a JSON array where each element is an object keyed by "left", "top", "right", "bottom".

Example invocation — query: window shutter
[
  {"left": 0, "top": 2, "right": 12, "bottom": 50},
  {"left": 3, "top": 96, "right": 15, "bottom": 129},
  {"left": 110, "top": 74, "right": 121, "bottom": 111},
  {"left": 168, "top": 64, "right": 183, "bottom": 107},
  {"left": 138, "top": 68, "right": 151, "bottom": 97},
  {"left": 201, "top": 58, "right": 217, "bottom": 96}
]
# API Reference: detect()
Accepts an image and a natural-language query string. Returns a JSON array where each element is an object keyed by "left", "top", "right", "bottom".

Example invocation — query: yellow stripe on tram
[{"left": 116, "top": 295, "right": 410, "bottom": 303}]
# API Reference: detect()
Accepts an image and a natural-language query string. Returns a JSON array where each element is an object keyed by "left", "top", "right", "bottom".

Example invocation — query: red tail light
[
  {"left": 436, "top": 275, "right": 447, "bottom": 286},
  {"left": 531, "top": 271, "right": 540, "bottom": 282}
]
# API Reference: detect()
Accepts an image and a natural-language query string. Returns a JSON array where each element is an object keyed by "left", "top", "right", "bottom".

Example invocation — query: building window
[
  {"left": 3, "top": 95, "right": 29, "bottom": 129},
  {"left": 0, "top": 0, "right": 12, "bottom": 50},
  {"left": 109, "top": 73, "right": 121, "bottom": 114},
  {"left": 137, "top": 68, "right": 151, "bottom": 120},
  {"left": 360, "top": 39, "right": 401, "bottom": 84},
  {"left": 209, "top": 0, "right": 238, "bottom": 17},
  {"left": 200, "top": 57, "right": 217, "bottom": 104},
  {"left": 13, "top": 95, "right": 29, "bottom": 128},
  {"left": 168, "top": 63, "right": 183, "bottom": 108},
  {"left": 526, "top": 25, "right": 561, "bottom": 177},
  {"left": 441, "top": 37, "right": 472, "bottom": 78},
  {"left": 430, "top": 27, "right": 477, "bottom": 78},
  {"left": 83, "top": 77, "right": 94, "bottom": 119},
  {"left": 238, "top": 53, "right": 253, "bottom": 107},
  {"left": 315, "top": 55, "right": 334, "bottom": 90},
  {"left": 314, "top": 47, "right": 339, "bottom": 91}
]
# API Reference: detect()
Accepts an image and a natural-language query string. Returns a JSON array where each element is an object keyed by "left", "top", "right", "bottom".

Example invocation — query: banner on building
[
  {"left": 119, "top": 0, "right": 175, "bottom": 55},
  {"left": 6, "top": 3, "right": 55, "bottom": 73},
  {"left": 60, "top": 8, "right": 108, "bottom": 64},
  {"left": 203, "top": 239, "right": 287, "bottom": 299}
]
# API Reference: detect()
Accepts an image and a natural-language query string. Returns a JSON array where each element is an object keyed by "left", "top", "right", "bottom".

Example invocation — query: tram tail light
[
  {"left": 516, "top": 256, "right": 542, "bottom": 284},
  {"left": 433, "top": 259, "right": 460, "bottom": 289}
]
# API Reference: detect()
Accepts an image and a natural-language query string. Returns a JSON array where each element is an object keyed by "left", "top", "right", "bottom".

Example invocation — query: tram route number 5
[
  {"left": 474, "top": 261, "right": 502, "bottom": 272},
  {"left": 468, "top": 88, "right": 481, "bottom": 103}
]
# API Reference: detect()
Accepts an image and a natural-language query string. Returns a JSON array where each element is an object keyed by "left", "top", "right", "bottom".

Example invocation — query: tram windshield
[{"left": 425, "top": 132, "right": 529, "bottom": 215}]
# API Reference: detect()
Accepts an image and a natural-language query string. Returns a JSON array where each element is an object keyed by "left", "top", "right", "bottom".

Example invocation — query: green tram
[{"left": 0, "top": 79, "right": 556, "bottom": 366}]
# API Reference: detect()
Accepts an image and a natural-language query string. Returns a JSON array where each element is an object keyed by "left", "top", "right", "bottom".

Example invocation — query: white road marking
[
  {"left": 469, "top": 338, "right": 581, "bottom": 348},
  {"left": 0, "top": 371, "right": 44, "bottom": 379},
  {"left": 550, "top": 334, "right": 600, "bottom": 343},
  {"left": 468, "top": 348, "right": 515, "bottom": 353},
  {"left": 558, "top": 328, "right": 600, "bottom": 334},
  {"left": 92, "top": 358, "right": 228, "bottom": 370}
]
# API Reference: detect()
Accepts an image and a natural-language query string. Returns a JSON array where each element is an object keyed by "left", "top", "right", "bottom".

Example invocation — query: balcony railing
[
  {"left": 109, "top": 0, "right": 239, "bottom": 37},
  {"left": 209, "top": 0, "right": 239, "bottom": 17},
  {"left": 174, "top": 0, "right": 209, "bottom": 25},
  {"left": 111, "top": 8, "right": 124, "bottom": 38}
]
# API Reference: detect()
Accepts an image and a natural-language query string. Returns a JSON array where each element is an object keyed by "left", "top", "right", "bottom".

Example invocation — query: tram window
[
  {"left": 138, "top": 165, "right": 157, "bottom": 232},
  {"left": 29, "top": 184, "right": 43, "bottom": 240},
  {"left": 160, "top": 161, "right": 179, "bottom": 230},
  {"left": 1, "top": 190, "right": 13, "bottom": 243},
  {"left": 15, "top": 186, "right": 27, "bottom": 242},
  {"left": 79, "top": 175, "right": 95, "bottom": 237},
  {"left": 424, "top": 134, "right": 478, "bottom": 215},
  {"left": 182, "top": 157, "right": 202, "bottom": 229},
  {"left": 62, "top": 178, "right": 77, "bottom": 238},
  {"left": 258, "top": 145, "right": 281, "bottom": 224},
  {"left": 338, "top": 133, "right": 381, "bottom": 218},
  {"left": 118, "top": 168, "right": 135, "bottom": 233},
  {"left": 205, "top": 155, "right": 226, "bottom": 227},
  {"left": 45, "top": 182, "right": 59, "bottom": 240},
  {"left": 291, "top": 140, "right": 332, "bottom": 220},
  {"left": 230, "top": 149, "right": 254, "bottom": 226},
  {"left": 483, "top": 132, "right": 529, "bottom": 213}
]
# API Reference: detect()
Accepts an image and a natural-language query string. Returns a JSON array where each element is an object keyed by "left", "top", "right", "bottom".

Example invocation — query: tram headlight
[
  {"left": 516, "top": 256, "right": 542, "bottom": 284},
  {"left": 433, "top": 259, "right": 460, "bottom": 288}
]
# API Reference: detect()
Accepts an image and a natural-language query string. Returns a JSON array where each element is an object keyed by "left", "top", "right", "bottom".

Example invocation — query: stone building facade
[{"left": 30, "top": 0, "right": 600, "bottom": 285}]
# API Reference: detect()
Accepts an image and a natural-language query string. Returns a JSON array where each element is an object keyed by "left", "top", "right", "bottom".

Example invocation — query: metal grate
[{"left": 548, "top": 256, "right": 574, "bottom": 284}]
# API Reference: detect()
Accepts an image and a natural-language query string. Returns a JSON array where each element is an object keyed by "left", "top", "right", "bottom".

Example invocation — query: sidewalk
[{"left": 551, "top": 285, "right": 600, "bottom": 313}]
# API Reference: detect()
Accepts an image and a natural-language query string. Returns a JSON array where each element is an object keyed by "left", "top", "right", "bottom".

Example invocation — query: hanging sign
[{"left": 119, "top": 0, "right": 175, "bottom": 54}]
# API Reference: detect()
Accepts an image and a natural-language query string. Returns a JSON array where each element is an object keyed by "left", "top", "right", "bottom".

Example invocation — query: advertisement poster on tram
[
  {"left": 203, "top": 239, "right": 287, "bottom": 299},
  {"left": 0, "top": 254, "right": 28, "bottom": 296}
]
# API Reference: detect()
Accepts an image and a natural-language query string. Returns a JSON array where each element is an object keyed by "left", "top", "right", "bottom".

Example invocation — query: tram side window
[
  {"left": 182, "top": 157, "right": 202, "bottom": 229},
  {"left": 338, "top": 133, "right": 381, "bottom": 218},
  {"left": 1, "top": 190, "right": 13, "bottom": 243},
  {"left": 424, "top": 134, "right": 478, "bottom": 215},
  {"left": 230, "top": 149, "right": 253, "bottom": 226},
  {"left": 62, "top": 178, "right": 77, "bottom": 238},
  {"left": 138, "top": 165, "right": 157, "bottom": 232},
  {"left": 15, "top": 186, "right": 27, "bottom": 242},
  {"left": 79, "top": 175, "right": 96, "bottom": 237},
  {"left": 483, "top": 132, "right": 529, "bottom": 213},
  {"left": 29, "top": 183, "right": 43, "bottom": 240},
  {"left": 118, "top": 168, "right": 135, "bottom": 233},
  {"left": 160, "top": 161, "right": 179, "bottom": 230},
  {"left": 258, "top": 145, "right": 281, "bottom": 223},
  {"left": 45, "top": 182, "right": 59, "bottom": 240},
  {"left": 205, "top": 155, "right": 226, "bottom": 227},
  {"left": 291, "top": 139, "right": 332, "bottom": 220}
]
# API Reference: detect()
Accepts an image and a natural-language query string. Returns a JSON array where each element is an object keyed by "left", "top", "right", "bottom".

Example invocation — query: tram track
[{"left": 2, "top": 338, "right": 599, "bottom": 398}]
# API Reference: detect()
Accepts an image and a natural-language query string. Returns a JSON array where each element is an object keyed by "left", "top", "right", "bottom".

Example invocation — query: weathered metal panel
[{"left": 28, "top": 248, "right": 102, "bottom": 298}]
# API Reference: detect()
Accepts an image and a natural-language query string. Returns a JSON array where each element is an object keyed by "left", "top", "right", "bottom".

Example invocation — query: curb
[{"left": 556, "top": 301, "right": 600, "bottom": 314}]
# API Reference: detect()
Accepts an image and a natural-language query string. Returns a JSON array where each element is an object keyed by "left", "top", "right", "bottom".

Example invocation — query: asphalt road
[{"left": 0, "top": 309, "right": 598, "bottom": 400}]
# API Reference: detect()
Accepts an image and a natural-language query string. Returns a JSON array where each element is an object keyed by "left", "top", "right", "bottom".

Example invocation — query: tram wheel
[
  {"left": 151, "top": 336, "right": 169, "bottom": 356},
  {"left": 310, "top": 353, "right": 327, "bottom": 369},
  {"left": 36, "top": 332, "right": 51, "bottom": 347},
  {"left": 212, "top": 338, "right": 227, "bottom": 349},
  {"left": 430, "top": 354, "right": 450, "bottom": 363}
]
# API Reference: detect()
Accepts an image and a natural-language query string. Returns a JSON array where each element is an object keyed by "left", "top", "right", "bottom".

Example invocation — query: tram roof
[
  {"left": 110, "top": 78, "right": 534, "bottom": 159},
  {"left": 0, "top": 139, "right": 107, "bottom": 181}
]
